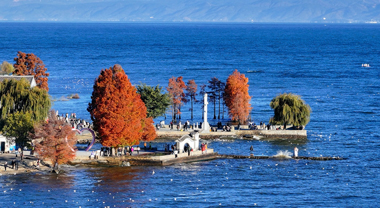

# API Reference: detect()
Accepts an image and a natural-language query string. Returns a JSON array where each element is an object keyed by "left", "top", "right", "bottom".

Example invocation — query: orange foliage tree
[
  {"left": 167, "top": 76, "right": 186, "bottom": 121},
  {"left": 33, "top": 110, "right": 77, "bottom": 168},
  {"left": 13, "top": 51, "right": 49, "bottom": 91},
  {"left": 186, "top": 79, "right": 197, "bottom": 120},
  {"left": 224, "top": 69, "right": 252, "bottom": 123},
  {"left": 87, "top": 65, "right": 156, "bottom": 149}
]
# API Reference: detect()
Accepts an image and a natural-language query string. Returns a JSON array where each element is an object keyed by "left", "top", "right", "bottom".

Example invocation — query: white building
[
  {"left": 175, "top": 131, "right": 200, "bottom": 153},
  {"left": 0, "top": 75, "right": 37, "bottom": 88},
  {"left": 0, "top": 134, "right": 16, "bottom": 153}
]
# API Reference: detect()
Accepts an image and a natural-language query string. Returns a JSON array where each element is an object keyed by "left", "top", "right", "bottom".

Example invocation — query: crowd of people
[
  {"left": 55, "top": 111, "right": 92, "bottom": 130},
  {"left": 161, "top": 120, "right": 286, "bottom": 132}
]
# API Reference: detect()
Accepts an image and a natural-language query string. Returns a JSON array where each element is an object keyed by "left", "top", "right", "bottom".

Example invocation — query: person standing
[
  {"left": 4, "top": 162, "right": 7, "bottom": 171},
  {"left": 294, "top": 147, "right": 299, "bottom": 157}
]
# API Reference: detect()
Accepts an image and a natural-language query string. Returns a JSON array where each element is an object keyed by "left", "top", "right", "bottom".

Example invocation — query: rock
[
  {"left": 52, "top": 169, "right": 60, "bottom": 174},
  {"left": 120, "top": 161, "right": 130, "bottom": 167}
]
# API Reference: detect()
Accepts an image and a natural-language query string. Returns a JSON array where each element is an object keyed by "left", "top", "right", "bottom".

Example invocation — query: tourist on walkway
[{"left": 4, "top": 162, "right": 7, "bottom": 171}]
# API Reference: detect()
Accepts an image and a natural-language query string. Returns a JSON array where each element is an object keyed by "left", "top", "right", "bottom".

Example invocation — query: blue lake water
[{"left": 0, "top": 23, "right": 379, "bottom": 207}]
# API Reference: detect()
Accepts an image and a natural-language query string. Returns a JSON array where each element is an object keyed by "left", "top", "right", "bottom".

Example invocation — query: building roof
[{"left": 0, "top": 75, "right": 37, "bottom": 88}]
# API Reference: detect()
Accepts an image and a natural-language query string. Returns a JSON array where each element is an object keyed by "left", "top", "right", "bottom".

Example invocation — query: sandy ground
[{"left": 0, "top": 151, "right": 51, "bottom": 175}]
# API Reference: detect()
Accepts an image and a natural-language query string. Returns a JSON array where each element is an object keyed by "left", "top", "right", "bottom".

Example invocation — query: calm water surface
[{"left": 0, "top": 23, "right": 379, "bottom": 207}]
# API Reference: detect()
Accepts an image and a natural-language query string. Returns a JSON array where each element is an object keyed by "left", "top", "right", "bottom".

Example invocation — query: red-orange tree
[
  {"left": 87, "top": 65, "right": 156, "bottom": 148},
  {"left": 167, "top": 76, "right": 186, "bottom": 121},
  {"left": 224, "top": 69, "right": 252, "bottom": 123},
  {"left": 13, "top": 51, "right": 49, "bottom": 91},
  {"left": 33, "top": 110, "right": 77, "bottom": 168},
  {"left": 186, "top": 79, "right": 197, "bottom": 120}
]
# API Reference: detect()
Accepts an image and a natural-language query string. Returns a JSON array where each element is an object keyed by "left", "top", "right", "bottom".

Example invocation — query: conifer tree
[
  {"left": 224, "top": 69, "right": 252, "bottom": 123},
  {"left": 137, "top": 83, "right": 170, "bottom": 119},
  {"left": 33, "top": 110, "right": 77, "bottom": 168},
  {"left": 88, "top": 65, "right": 156, "bottom": 149},
  {"left": 208, "top": 77, "right": 219, "bottom": 119},
  {"left": 13, "top": 51, "right": 49, "bottom": 91},
  {"left": 167, "top": 76, "right": 186, "bottom": 121},
  {"left": 269, "top": 93, "right": 311, "bottom": 129},
  {"left": 186, "top": 79, "right": 197, "bottom": 120},
  {"left": 197, "top": 84, "right": 207, "bottom": 119}
]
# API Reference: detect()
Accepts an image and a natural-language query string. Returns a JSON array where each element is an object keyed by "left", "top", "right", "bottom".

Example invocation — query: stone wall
[{"left": 236, "top": 130, "right": 307, "bottom": 139}]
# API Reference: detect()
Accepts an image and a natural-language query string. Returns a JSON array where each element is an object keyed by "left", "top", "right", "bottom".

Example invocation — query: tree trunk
[
  {"left": 172, "top": 105, "right": 175, "bottom": 122},
  {"left": 218, "top": 91, "right": 221, "bottom": 119},
  {"left": 222, "top": 104, "right": 225, "bottom": 119},
  {"left": 202, "top": 104, "right": 204, "bottom": 119},
  {"left": 173, "top": 104, "right": 176, "bottom": 122},
  {"left": 191, "top": 96, "right": 193, "bottom": 120},
  {"left": 179, "top": 106, "right": 181, "bottom": 120},
  {"left": 213, "top": 97, "right": 216, "bottom": 119}
]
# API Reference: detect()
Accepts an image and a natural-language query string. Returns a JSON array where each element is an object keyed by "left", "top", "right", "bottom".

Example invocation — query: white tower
[{"left": 201, "top": 93, "right": 210, "bottom": 133}]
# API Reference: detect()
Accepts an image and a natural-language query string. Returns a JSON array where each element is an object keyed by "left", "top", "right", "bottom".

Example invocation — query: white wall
[{"left": 0, "top": 134, "right": 16, "bottom": 152}]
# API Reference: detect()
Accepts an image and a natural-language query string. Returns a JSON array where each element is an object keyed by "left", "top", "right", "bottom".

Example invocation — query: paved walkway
[{"left": 0, "top": 151, "right": 50, "bottom": 175}]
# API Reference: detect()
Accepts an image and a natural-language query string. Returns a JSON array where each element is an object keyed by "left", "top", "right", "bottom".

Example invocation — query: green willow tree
[
  {"left": 2, "top": 111, "right": 34, "bottom": 149},
  {"left": 136, "top": 83, "right": 171, "bottom": 119},
  {"left": 269, "top": 93, "right": 311, "bottom": 129},
  {"left": 0, "top": 78, "right": 51, "bottom": 128}
]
